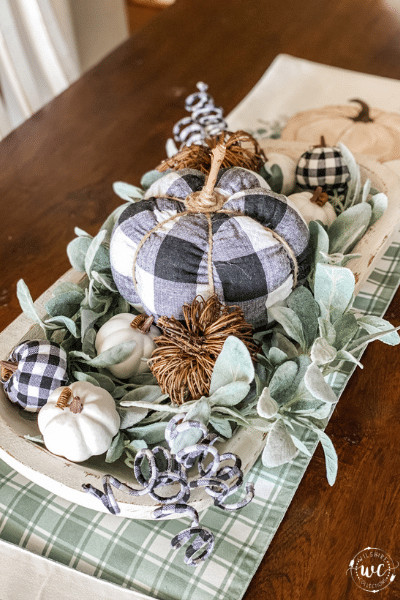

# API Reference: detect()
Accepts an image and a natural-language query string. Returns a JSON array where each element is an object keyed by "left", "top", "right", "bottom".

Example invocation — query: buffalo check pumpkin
[{"left": 110, "top": 167, "right": 310, "bottom": 327}]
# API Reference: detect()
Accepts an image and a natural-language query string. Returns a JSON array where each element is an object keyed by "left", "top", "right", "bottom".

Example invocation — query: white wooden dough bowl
[{"left": 0, "top": 145, "right": 399, "bottom": 519}]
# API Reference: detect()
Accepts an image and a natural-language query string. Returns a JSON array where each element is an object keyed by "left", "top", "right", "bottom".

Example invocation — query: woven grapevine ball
[
  {"left": 0, "top": 340, "right": 68, "bottom": 412},
  {"left": 296, "top": 137, "right": 350, "bottom": 191},
  {"left": 282, "top": 99, "right": 400, "bottom": 162},
  {"left": 110, "top": 142, "right": 310, "bottom": 328}
]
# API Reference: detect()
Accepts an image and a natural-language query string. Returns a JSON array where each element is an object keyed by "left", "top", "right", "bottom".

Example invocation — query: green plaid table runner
[{"left": 1, "top": 56, "right": 400, "bottom": 600}]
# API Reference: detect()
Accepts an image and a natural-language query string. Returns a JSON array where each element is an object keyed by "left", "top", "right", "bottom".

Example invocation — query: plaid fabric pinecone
[
  {"left": 2, "top": 340, "right": 68, "bottom": 412},
  {"left": 110, "top": 167, "right": 310, "bottom": 328},
  {"left": 296, "top": 147, "right": 350, "bottom": 190}
]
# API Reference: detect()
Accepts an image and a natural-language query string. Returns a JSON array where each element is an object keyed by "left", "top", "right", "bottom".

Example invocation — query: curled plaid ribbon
[
  {"left": 172, "top": 82, "right": 228, "bottom": 147},
  {"left": 83, "top": 415, "right": 254, "bottom": 567}
]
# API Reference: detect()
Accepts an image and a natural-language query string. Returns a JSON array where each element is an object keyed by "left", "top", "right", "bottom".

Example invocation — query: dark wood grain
[{"left": 1, "top": 0, "right": 400, "bottom": 598}]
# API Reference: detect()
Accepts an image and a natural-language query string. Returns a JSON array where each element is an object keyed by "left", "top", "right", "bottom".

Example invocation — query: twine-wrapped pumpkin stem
[
  {"left": 185, "top": 144, "right": 227, "bottom": 213},
  {"left": 130, "top": 313, "right": 154, "bottom": 333},
  {"left": 56, "top": 387, "right": 83, "bottom": 413}
]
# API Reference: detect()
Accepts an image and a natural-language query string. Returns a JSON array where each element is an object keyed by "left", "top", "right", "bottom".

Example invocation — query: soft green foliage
[
  {"left": 18, "top": 159, "right": 398, "bottom": 482},
  {"left": 260, "top": 164, "right": 283, "bottom": 193}
]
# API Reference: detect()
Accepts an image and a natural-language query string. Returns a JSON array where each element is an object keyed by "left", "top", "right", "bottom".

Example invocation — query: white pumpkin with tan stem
[
  {"left": 288, "top": 187, "right": 337, "bottom": 226},
  {"left": 38, "top": 382, "right": 120, "bottom": 462},
  {"left": 95, "top": 313, "right": 159, "bottom": 379}
]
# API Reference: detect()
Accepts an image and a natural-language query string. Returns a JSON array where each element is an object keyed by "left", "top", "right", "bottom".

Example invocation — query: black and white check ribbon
[
  {"left": 83, "top": 415, "right": 255, "bottom": 567},
  {"left": 172, "top": 82, "right": 227, "bottom": 147}
]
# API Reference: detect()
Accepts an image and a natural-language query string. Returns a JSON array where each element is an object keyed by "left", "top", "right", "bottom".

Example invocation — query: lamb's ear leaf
[
  {"left": 333, "top": 312, "right": 359, "bottom": 350},
  {"left": 269, "top": 356, "right": 310, "bottom": 405},
  {"left": 262, "top": 419, "right": 298, "bottom": 468},
  {"left": 264, "top": 164, "right": 283, "bottom": 193},
  {"left": 45, "top": 316, "right": 79, "bottom": 337},
  {"left": 286, "top": 286, "right": 320, "bottom": 349},
  {"left": 268, "top": 347, "right": 288, "bottom": 366},
  {"left": 328, "top": 203, "right": 371, "bottom": 254},
  {"left": 357, "top": 315, "right": 400, "bottom": 346},
  {"left": 105, "top": 432, "right": 125, "bottom": 463},
  {"left": 290, "top": 434, "right": 312, "bottom": 457},
  {"left": 125, "top": 422, "right": 167, "bottom": 444},
  {"left": 310, "top": 337, "right": 337, "bottom": 366},
  {"left": 113, "top": 181, "right": 144, "bottom": 202},
  {"left": 170, "top": 426, "right": 203, "bottom": 455},
  {"left": 368, "top": 192, "right": 387, "bottom": 226},
  {"left": 257, "top": 387, "right": 279, "bottom": 419},
  {"left": 209, "top": 336, "right": 254, "bottom": 394},
  {"left": 85, "top": 230, "right": 109, "bottom": 275},
  {"left": 119, "top": 386, "right": 166, "bottom": 405},
  {"left": 185, "top": 397, "right": 211, "bottom": 425},
  {"left": 318, "top": 318, "right": 336, "bottom": 345},
  {"left": 45, "top": 290, "right": 84, "bottom": 318},
  {"left": 118, "top": 406, "right": 148, "bottom": 429},
  {"left": 339, "top": 142, "right": 361, "bottom": 207},
  {"left": 16, "top": 279, "right": 44, "bottom": 326},
  {"left": 304, "top": 363, "right": 337, "bottom": 404},
  {"left": 209, "top": 381, "right": 251, "bottom": 406},
  {"left": 314, "top": 263, "right": 355, "bottom": 322},
  {"left": 315, "top": 428, "right": 338, "bottom": 486},
  {"left": 209, "top": 415, "right": 232, "bottom": 438},
  {"left": 269, "top": 360, "right": 298, "bottom": 404},
  {"left": 85, "top": 340, "right": 137, "bottom": 368},
  {"left": 268, "top": 306, "right": 306, "bottom": 349},
  {"left": 271, "top": 332, "right": 299, "bottom": 359},
  {"left": 67, "top": 236, "right": 92, "bottom": 272},
  {"left": 141, "top": 170, "right": 165, "bottom": 190},
  {"left": 308, "top": 220, "right": 329, "bottom": 269}
]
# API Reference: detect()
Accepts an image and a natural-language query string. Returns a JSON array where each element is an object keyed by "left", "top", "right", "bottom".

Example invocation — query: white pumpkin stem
[
  {"left": 0, "top": 360, "right": 18, "bottom": 382},
  {"left": 310, "top": 186, "right": 329, "bottom": 207},
  {"left": 70, "top": 395, "right": 83, "bottom": 414},
  {"left": 350, "top": 98, "right": 374, "bottom": 123},
  {"left": 131, "top": 313, "right": 154, "bottom": 333}
]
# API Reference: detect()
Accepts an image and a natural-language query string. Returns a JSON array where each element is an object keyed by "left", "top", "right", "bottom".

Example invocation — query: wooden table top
[{"left": 1, "top": 0, "right": 400, "bottom": 598}]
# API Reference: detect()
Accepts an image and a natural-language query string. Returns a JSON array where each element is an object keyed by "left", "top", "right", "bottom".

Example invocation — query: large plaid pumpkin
[
  {"left": 110, "top": 167, "right": 310, "bottom": 327},
  {"left": 296, "top": 146, "right": 350, "bottom": 190},
  {"left": 2, "top": 340, "right": 68, "bottom": 412}
]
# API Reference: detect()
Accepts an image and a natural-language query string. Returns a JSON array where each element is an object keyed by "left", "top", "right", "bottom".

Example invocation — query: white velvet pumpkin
[
  {"left": 95, "top": 313, "right": 159, "bottom": 379},
  {"left": 38, "top": 382, "right": 120, "bottom": 462},
  {"left": 265, "top": 152, "right": 297, "bottom": 195},
  {"left": 288, "top": 191, "right": 336, "bottom": 226}
]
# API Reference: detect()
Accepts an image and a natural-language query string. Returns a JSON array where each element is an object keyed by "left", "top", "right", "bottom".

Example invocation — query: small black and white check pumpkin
[
  {"left": 110, "top": 167, "right": 310, "bottom": 327},
  {"left": 1, "top": 340, "right": 68, "bottom": 412},
  {"left": 296, "top": 145, "right": 350, "bottom": 190}
]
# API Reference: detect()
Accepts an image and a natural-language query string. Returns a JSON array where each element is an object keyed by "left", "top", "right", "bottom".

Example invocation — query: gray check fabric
[
  {"left": 2, "top": 340, "right": 68, "bottom": 412},
  {"left": 296, "top": 147, "right": 350, "bottom": 190},
  {"left": 110, "top": 167, "right": 310, "bottom": 327}
]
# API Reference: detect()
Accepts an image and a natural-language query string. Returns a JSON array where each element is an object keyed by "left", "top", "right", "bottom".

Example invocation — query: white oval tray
[{"left": 1, "top": 147, "right": 399, "bottom": 519}]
